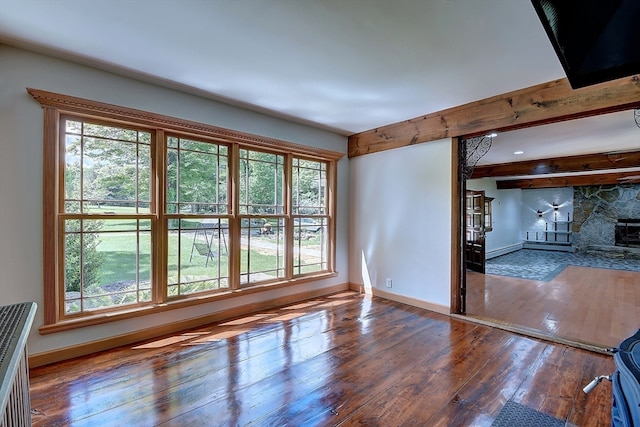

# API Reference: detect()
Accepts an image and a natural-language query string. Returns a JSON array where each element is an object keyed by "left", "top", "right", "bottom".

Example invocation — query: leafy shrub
[{"left": 65, "top": 220, "right": 104, "bottom": 293}]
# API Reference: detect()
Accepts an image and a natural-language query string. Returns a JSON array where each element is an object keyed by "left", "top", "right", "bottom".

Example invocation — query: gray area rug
[
  {"left": 491, "top": 400, "right": 565, "bottom": 427},
  {"left": 485, "top": 249, "right": 640, "bottom": 282}
]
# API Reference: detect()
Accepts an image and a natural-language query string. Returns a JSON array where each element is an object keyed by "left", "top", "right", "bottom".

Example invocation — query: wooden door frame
[
  {"left": 346, "top": 75, "right": 640, "bottom": 315},
  {"left": 451, "top": 138, "right": 464, "bottom": 312},
  {"left": 445, "top": 76, "right": 640, "bottom": 315}
]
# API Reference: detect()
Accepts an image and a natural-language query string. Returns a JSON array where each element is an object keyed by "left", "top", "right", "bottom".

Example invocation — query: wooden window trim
[
  {"left": 58, "top": 115, "right": 157, "bottom": 319},
  {"left": 31, "top": 88, "right": 343, "bottom": 332},
  {"left": 38, "top": 271, "right": 337, "bottom": 335},
  {"left": 28, "top": 89, "right": 343, "bottom": 161}
]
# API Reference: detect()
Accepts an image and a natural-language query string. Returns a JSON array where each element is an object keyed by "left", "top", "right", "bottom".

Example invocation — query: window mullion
[
  {"left": 284, "top": 154, "right": 294, "bottom": 279},
  {"left": 155, "top": 130, "right": 167, "bottom": 303},
  {"left": 229, "top": 144, "right": 241, "bottom": 290}
]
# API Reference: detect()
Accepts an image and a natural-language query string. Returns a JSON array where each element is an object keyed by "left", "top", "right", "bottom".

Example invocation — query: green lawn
[
  {"left": 94, "top": 229, "right": 289, "bottom": 288},
  {"left": 82, "top": 207, "right": 322, "bottom": 289},
  {"left": 67, "top": 213, "right": 323, "bottom": 312}
]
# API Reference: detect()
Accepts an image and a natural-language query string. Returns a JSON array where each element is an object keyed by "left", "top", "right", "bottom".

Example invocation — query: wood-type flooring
[
  {"left": 29, "top": 291, "right": 614, "bottom": 426},
  {"left": 466, "top": 265, "right": 640, "bottom": 349}
]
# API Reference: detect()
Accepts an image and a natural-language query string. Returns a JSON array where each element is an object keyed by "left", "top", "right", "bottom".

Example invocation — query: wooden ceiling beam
[
  {"left": 471, "top": 150, "right": 640, "bottom": 178},
  {"left": 348, "top": 75, "right": 640, "bottom": 158},
  {"left": 496, "top": 171, "right": 640, "bottom": 189}
]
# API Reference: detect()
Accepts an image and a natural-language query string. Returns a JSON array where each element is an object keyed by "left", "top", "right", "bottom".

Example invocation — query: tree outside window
[{"left": 31, "top": 88, "right": 341, "bottom": 328}]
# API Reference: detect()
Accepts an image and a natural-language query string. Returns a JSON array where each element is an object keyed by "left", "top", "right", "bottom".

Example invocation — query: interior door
[{"left": 465, "top": 190, "right": 486, "bottom": 273}]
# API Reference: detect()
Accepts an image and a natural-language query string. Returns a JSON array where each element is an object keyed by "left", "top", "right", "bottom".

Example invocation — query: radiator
[{"left": 0, "top": 302, "right": 37, "bottom": 427}]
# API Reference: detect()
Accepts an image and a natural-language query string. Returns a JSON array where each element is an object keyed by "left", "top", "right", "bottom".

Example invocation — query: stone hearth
[
  {"left": 573, "top": 184, "right": 640, "bottom": 253},
  {"left": 585, "top": 244, "right": 640, "bottom": 260}
]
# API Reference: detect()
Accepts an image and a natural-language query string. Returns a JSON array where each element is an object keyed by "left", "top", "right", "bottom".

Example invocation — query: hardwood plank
[
  {"left": 568, "top": 351, "right": 616, "bottom": 427},
  {"left": 348, "top": 75, "right": 640, "bottom": 158},
  {"left": 29, "top": 291, "right": 615, "bottom": 426},
  {"left": 466, "top": 265, "right": 640, "bottom": 348},
  {"left": 32, "top": 295, "right": 412, "bottom": 425},
  {"left": 180, "top": 302, "right": 431, "bottom": 426},
  {"left": 221, "top": 307, "right": 460, "bottom": 426},
  {"left": 338, "top": 326, "right": 514, "bottom": 425},
  {"left": 427, "top": 336, "right": 550, "bottom": 425}
]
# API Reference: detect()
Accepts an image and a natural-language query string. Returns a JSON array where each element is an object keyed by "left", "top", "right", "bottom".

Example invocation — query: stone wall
[{"left": 573, "top": 184, "right": 640, "bottom": 253}]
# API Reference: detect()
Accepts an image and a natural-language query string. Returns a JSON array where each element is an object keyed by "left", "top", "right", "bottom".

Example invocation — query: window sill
[{"left": 39, "top": 272, "right": 337, "bottom": 335}]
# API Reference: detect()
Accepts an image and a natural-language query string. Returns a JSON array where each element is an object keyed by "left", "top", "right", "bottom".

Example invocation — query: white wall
[
  {"left": 0, "top": 44, "right": 349, "bottom": 356},
  {"left": 349, "top": 139, "right": 452, "bottom": 310},
  {"left": 521, "top": 187, "right": 574, "bottom": 241},
  {"left": 467, "top": 178, "right": 522, "bottom": 258},
  {"left": 464, "top": 181, "right": 574, "bottom": 255}
]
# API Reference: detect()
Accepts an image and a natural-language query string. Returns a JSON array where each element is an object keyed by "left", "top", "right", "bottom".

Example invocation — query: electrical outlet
[{"left": 386, "top": 278, "right": 392, "bottom": 288}]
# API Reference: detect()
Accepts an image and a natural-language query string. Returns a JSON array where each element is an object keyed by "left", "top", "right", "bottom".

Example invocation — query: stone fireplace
[
  {"left": 573, "top": 184, "right": 640, "bottom": 258},
  {"left": 616, "top": 219, "right": 640, "bottom": 248}
]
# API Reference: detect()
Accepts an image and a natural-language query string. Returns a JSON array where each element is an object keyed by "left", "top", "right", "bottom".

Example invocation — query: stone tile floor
[{"left": 485, "top": 249, "right": 640, "bottom": 281}]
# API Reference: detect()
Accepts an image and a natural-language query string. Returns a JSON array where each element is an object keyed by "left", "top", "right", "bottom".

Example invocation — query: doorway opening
[{"left": 456, "top": 111, "right": 640, "bottom": 350}]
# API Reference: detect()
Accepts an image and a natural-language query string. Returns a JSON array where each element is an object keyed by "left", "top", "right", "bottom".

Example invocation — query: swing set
[{"left": 189, "top": 222, "right": 228, "bottom": 267}]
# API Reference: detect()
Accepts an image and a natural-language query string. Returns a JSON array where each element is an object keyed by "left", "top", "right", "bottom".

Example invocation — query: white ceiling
[
  {"left": 478, "top": 109, "right": 640, "bottom": 165},
  {"left": 0, "top": 0, "right": 637, "bottom": 163}
]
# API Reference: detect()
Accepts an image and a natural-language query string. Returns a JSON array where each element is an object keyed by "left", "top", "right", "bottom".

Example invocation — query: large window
[
  {"left": 166, "top": 136, "right": 230, "bottom": 297},
  {"left": 292, "top": 158, "right": 329, "bottom": 275},
  {"left": 62, "top": 119, "right": 154, "bottom": 315},
  {"left": 238, "top": 149, "right": 286, "bottom": 284},
  {"left": 31, "top": 89, "right": 341, "bottom": 331}
]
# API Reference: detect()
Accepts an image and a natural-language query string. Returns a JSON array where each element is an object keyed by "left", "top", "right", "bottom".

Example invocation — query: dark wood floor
[
  {"left": 466, "top": 265, "right": 640, "bottom": 349},
  {"left": 29, "top": 291, "right": 614, "bottom": 426}
]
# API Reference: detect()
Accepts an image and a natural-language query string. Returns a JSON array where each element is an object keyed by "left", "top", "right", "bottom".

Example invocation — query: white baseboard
[
  {"left": 485, "top": 242, "right": 523, "bottom": 260},
  {"left": 523, "top": 242, "right": 573, "bottom": 252},
  {"left": 349, "top": 283, "right": 449, "bottom": 315}
]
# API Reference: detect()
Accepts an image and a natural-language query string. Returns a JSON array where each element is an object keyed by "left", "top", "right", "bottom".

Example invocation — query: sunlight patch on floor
[
  {"left": 219, "top": 313, "right": 275, "bottom": 326},
  {"left": 263, "top": 312, "right": 307, "bottom": 322},
  {"left": 132, "top": 332, "right": 211, "bottom": 349},
  {"left": 187, "top": 328, "right": 251, "bottom": 344}
]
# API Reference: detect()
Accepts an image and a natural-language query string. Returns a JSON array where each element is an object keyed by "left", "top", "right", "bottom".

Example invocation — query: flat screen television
[{"left": 531, "top": 0, "right": 640, "bottom": 89}]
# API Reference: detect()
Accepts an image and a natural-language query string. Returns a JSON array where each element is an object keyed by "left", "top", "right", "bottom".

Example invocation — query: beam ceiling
[
  {"left": 472, "top": 150, "right": 640, "bottom": 189},
  {"left": 348, "top": 75, "right": 640, "bottom": 158},
  {"left": 496, "top": 171, "right": 640, "bottom": 189},
  {"left": 472, "top": 151, "right": 640, "bottom": 179}
]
